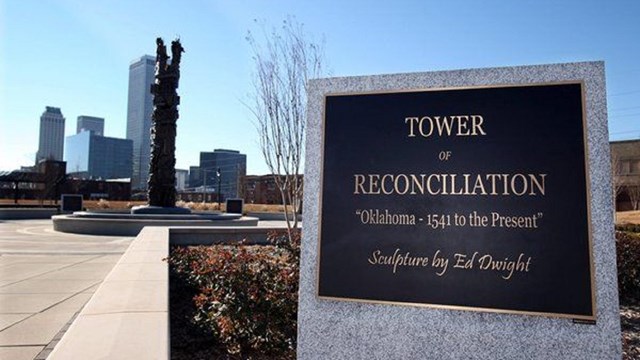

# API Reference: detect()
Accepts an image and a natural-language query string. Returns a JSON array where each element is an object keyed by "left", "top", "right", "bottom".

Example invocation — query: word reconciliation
[{"left": 353, "top": 173, "right": 547, "bottom": 196}]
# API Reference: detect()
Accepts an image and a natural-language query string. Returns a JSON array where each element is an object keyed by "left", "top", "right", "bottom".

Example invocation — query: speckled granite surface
[{"left": 297, "top": 62, "right": 621, "bottom": 359}]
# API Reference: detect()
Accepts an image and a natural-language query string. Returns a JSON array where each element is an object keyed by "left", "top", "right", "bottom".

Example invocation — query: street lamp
[
  {"left": 202, "top": 169, "right": 215, "bottom": 204},
  {"left": 216, "top": 167, "right": 221, "bottom": 210},
  {"left": 202, "top": 170, "right": 207, "bottom": 204}
]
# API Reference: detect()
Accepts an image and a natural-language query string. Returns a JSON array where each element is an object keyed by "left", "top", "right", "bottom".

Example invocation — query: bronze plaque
[{"left": 317, "top": 82, "right": 594, "bottom": 320}]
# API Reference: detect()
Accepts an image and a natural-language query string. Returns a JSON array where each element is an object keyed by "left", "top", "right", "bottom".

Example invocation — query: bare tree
[
  {"left": 612, "top": 151, "right": 624, "bottom": 205},
  {"left": 611, "top": 151, "right": 625, "bottom": 216},
  {"left": 628, "top": 185, "right": 640, "bottom": 211},
  {"left": 246, "top": 18, "right": 325, "bottom": 237}
]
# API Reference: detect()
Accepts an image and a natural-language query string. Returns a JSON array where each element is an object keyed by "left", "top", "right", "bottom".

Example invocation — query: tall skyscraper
[
  {"left": 76, "top": 115, "right": 104, "bottom": 136},
  {"left": 199, "top": 149, "right": 247, "bottom": 201},
  {"left": 65, "top": 131, "right": 133, "bottom": 180},
  {"left": 36, "top": 106, "right": 65, "bottom": 164},
  {"left": 126, "top": 55, "right": 155, "bottom": 191}
]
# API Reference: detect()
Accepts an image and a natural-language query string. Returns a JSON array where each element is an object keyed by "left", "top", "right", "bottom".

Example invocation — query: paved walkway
[{"left": 0, "top": 219, "right": 134, "bottom": 360}]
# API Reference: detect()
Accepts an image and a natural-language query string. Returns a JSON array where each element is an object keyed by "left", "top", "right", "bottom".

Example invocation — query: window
[{"left": 620, "top": 161, "right": 632, "bottom": 175}]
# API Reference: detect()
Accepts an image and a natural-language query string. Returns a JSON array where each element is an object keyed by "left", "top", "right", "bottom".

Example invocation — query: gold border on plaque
[{"left": 315, "top": 80, "right": 596, "bottom": 321}]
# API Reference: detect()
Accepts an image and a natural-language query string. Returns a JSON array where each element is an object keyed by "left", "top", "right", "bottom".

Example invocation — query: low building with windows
[
  {"left": 241, "top": 174, "right": 303, "bottom": 206},
  {"left": 0, "top": 160, "right": 130, "bottom": 202},
  {"left": 242, "top": 175, "right": 281, "bottom": 205}
]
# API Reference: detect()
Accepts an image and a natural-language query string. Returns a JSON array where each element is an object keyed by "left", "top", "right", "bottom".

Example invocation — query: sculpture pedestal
[{"left": 130, "top": 205, "right": 192, "bottom": 215}]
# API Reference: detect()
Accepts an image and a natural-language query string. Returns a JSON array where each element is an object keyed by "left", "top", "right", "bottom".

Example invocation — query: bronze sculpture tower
[{"left": 147, "top": 38, "right": 184, "bottom": 207}]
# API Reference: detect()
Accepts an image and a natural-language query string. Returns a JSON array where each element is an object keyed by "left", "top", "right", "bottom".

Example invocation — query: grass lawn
[{"left": 617, "top": 211, "right": 640, "bottom": 225}]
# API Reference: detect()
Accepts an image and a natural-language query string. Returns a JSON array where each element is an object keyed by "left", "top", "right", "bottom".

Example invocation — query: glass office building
[
  {"left": 199, "top": 149, "right": 247, "bottom": 201},
  {"left": 188, "top": 166, "right": 201, "bottom": 188},
  {"left": 175, "top": 169, "right": 188, "bottom": 190},
  {"left": 65, "top": 131, "right": 133, "bottom": 180}
]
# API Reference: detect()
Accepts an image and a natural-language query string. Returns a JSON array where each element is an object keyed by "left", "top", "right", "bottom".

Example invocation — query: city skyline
[{"left": 1, "top": 1, "right": 639, "bottom": 174}]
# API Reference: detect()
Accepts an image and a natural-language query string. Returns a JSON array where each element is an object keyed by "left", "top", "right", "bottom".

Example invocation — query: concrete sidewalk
[{"left": 0, "top": 220, "right": 134, "bottom": 360}]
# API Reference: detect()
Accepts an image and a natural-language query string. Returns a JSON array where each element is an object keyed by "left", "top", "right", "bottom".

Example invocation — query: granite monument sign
[{"left": 297, "top": 62, "right": 620, "bottom": 359}]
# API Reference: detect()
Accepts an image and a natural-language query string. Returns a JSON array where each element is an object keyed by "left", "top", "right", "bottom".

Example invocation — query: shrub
[
  {"left": 616, "top": 223, "right": 640, "bottom": 233},
  {"left": 167, "top": 230, "right": 300, "bottom": 358},
  {"left": 244, "top": 203, "right": 286, "bottom": 213},
  {"left": 616, "top": 230, "right": 640, "bottom": 302},
  {"left": 96, "top": 199, "right": 110, "bottom": 209},
  {"left": 184, "top": 201, "right": 222, "bottom": 211}
]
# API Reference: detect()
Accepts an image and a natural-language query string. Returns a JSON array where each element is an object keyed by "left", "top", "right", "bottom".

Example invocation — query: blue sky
[{"left": 1, "top": 0, "right": 639, "bottom": 174}]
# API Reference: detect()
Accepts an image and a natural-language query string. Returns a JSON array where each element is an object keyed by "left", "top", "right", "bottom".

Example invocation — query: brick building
[
  {"left": 611, "top": 139, "right": 640, "bottom": 211},
  {"left": 0, "top": 160, "right": 130, "bottom": 202},
  {"left": 242, "top": 175, "right": 281, "bottom": 204},
  {"left": 241, "top": 174, "right": 303, "bottom": 206}
]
